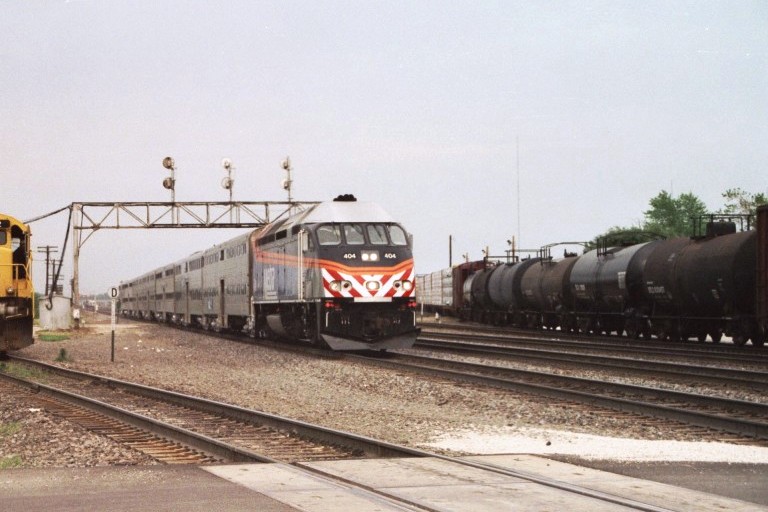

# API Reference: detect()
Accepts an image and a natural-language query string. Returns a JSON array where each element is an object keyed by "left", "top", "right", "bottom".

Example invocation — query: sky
[{"left": 1, "top": 0, "right": 766, "bottom": 296}]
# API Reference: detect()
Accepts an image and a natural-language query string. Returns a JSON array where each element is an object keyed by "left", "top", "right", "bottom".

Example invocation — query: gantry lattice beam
[{"left": 70, "top": 200, "right": 319, "bottom": 305}]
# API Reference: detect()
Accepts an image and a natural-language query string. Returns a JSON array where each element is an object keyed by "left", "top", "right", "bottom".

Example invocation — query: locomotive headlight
[
  {"left": 361, "top": 250, "right": 379, "bottom": 262},
  {"left": 365, "top": 281, "right": 380, "bottom": 291},
  {"left": 391, "top": 280, "right": 413, "bottom": 292},
  {"left": 6, "top": 287, "right": 15, "bottom": 296},
  {"left": 330, "top": 280, "right": 352, "bottom": 292}
]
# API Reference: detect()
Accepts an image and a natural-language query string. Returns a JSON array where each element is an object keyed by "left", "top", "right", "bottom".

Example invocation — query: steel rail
[
  {"left": 414, "top": 338, "right": 768, "bottom": 390},
  {"left": 348, "top": 352, "right": 768, "bottom": 440},
  {"left": 7, "top": 355, "right": 423, "bottom": 460},
  {"left": 420, "top": 325, "right": 768, "bottom": 364},
  {"left": 4, "top": 358, "right": 678, "bottom": 511},
  {"left": 0, "top": 370, "right": 270, "bottom": 463}
]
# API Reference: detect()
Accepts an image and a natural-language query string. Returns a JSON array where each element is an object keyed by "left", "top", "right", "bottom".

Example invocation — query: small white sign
[{"left": 110, "top": 287, "right": 119, "bottom": 299}]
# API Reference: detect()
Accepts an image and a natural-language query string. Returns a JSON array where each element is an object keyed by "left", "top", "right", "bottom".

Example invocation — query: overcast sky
[{"left": 2, "top": 1, "right": 766, "bottom": 295}]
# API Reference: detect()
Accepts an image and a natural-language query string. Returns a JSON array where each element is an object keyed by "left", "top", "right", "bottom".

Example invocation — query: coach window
[
  {"left": 317, "top": 225, "right": 341, "bottom": 245},
  {"left": 367, "top": 225, "right": 388, "bottom": 245},
  {"left": 344, "top": 224, "right": 365, "bottom": 245},
  {"left": 389, "top": 225, "right": 408, "bottom": 246}
]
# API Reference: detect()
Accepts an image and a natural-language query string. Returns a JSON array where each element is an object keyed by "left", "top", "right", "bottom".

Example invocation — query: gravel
[{"left": 3, "top": 312, "right": 767, "bottom": 468}]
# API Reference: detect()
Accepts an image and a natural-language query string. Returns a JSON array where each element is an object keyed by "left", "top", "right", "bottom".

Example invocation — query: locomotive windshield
[
  {"left": 344, "top": 224, "right": 365, "bottom": 245},
  {"left": 315, "top": 223, "right": 408, "bottom": 246}
]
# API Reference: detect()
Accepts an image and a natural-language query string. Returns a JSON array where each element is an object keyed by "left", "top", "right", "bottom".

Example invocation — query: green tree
[
  {"left": 719, "top": 188, "right": 767, "bottom": 216},
  {"left": 642, "top": 191, "right": 708, "bottom": 238},
  {"left": 588, "top": 190, "right": 708, "bottom": 248},
  {"left": 586, "top": 224, "right": 648, "bottom": 250}
]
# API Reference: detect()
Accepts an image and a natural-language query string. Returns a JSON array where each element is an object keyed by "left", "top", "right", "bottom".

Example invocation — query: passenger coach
[{"left": 121, "top": 196, "right": 419, "bottom": 350}]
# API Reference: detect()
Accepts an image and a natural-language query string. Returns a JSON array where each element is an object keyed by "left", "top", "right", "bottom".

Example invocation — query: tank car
[
  {"left": 519, "top": 254, "right": 579, "bottom": 331},
  {"left": 568, "top": 241, "right": 660, "bottom": 336},
  {"left": 485, "top": 258, "right": 542, "bottom": 325},
  {"left": 758, "top": 205, "right": 768, "bottom": 345},
  {"left": 639, "top": 225, "right": 761, "bottom": 345},
  {"left": 251, "top": 196, "right": 418, "bottom": 350},
  {"left": 418, "top": 208, "right": 768, "bottom": 347},
  {"left": 0, "top": 214, "right": 33, "bottom": 354}
]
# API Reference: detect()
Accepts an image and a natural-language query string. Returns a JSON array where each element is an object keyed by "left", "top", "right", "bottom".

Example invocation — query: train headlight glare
[
  {"left": 366, "top": 281, "right": 380, "bottom": 291},
  {"left": 361, "top": 251, "right": 379, "bottom": 262},
  {"left": 402, "top": 280, "right": 413, "bottom": 291},
  {"left": 330, "top": 281, "right": 341, "bottom": 291}
]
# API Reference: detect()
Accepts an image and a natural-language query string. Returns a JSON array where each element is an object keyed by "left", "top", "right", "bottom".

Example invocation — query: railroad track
[
  {"left": 2, "top": 355, "right": 693, "bottom": 511},
  {"left": 419, "top": 323, "right": 768, "bottom": 365},
  {"left": 2, "top": 356, "right": 420, "bottom": 464},
  {"left": 414, "top": 338, "right": 768, "bottom": 392},
  {"left": 350, "top": 351, "right": 768, "bottom": 443}
]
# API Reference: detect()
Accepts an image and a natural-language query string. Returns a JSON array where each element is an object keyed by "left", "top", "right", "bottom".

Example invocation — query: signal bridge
[{"left": 69, "top": 200, "right": 319, "bottom": 305}]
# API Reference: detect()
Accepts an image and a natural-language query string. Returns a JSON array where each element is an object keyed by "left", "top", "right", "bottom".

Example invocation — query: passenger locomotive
[
  {"left": 418, "top": 206, "right": 768, "bottom": 347},
  {"left": 120, "top": 195, "right": 419, "bottom": 350},
  {"left": 0, "top": 213, "right": 34, "bottom": 354}
]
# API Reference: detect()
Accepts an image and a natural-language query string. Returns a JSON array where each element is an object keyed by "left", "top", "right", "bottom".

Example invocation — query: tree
[
  {"left": 588, "top": 190, "right": 708, "bottom": 248},
  {"left": 643, "top": 191, "right": 708, "bottom": 238},
  {"left": 586, "top": 224, "right": 649, "bottom": 250},
  {"left": 719, "top": 188, "right": 768, "bottom": 216}
]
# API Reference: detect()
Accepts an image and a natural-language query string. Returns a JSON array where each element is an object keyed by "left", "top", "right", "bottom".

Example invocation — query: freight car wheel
[
  {"left": 576, "top": 316, "right": 593, "bottom": 335},
  {"left": 625, "top": 322, "right": 640, "bottom": 340}
]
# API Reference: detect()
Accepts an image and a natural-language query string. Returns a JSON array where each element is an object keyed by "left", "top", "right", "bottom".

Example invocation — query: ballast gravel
[{"left": 2, "top": 313, "right": 767, "bottom": 468}]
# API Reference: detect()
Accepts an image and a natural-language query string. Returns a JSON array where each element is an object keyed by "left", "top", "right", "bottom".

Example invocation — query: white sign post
[{"left": 109, "top": 287, "right": 119, "bottom": 362}]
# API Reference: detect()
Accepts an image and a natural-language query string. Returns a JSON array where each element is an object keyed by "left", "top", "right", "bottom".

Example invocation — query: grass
[
  {"left": 37, "top": 331, "right": 70, "bottom": 342},
  {"left": 0, "top": 455, "right": 23, "bottom": 469},
  {"left": 0, "top": 362, "right": 48, "bottom": 382},
  {"left": 0, "top": 421, "right": 22, "bottom": 438},
  {"left": 0, "top": 422, "right": 23, "bottom": 469}
]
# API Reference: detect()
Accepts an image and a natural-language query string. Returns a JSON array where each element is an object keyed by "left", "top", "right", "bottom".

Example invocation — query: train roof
[
  {"left": 0, "top": 213, "right": 30, "bottom": 232},
  {"left": 262, "top": 200, "right": 399, "bottom": 237},
  {"left": 254, "top": 200, "right": 400, "bottom": 241},
  {"left": 292, "top": 200, "right": 397, "bottom": 225}
]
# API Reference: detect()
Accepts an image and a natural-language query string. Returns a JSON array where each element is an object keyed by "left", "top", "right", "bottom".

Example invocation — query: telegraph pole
[{"left": 37, "top": 245, "right": 59, "bottom": 295}]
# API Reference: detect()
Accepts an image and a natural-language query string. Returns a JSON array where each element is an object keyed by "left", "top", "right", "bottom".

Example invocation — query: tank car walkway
[{"left": 2, "top": 455, "right": 765, "bottom": 511}]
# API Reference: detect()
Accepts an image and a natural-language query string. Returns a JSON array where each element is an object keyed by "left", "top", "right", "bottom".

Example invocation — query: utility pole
[{"left": 37, "top": 245, "right": 59, "bottom": 295}]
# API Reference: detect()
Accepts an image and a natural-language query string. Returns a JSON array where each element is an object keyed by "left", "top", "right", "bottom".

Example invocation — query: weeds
[
  {"left": 0, "top": 455, "right": 23, "bottom": 469},
  {"left": 55, "top": 348, "right": 72, "bottom": 363},
  {"left": 37, "top": 332, "right": 70, "bottom": 342},
  {"left": 0, "top": 421, "right": 21, "bottom": 438},
  {"left": 0, "top": 362, "right": 48, "bottom": 382}
]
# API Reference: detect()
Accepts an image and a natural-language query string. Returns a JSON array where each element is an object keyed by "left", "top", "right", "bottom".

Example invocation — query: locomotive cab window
[
  {"left": 389, "top": 225, "right": 408, "bottom": 246},
  {"left": 367, "top": 225, "right": 389, "bottom": 245},
  {"left": 344, "top": 224, "right": 365, "bottom": 245},
  {"left": 10, "top": 225, "right": 28, "bottom": 278},
  {"left": 317, "top": 225, "right": 342, "bottom": 245},
  {"left": 0, "top": 231, "right": 5, "bottom": 245}
]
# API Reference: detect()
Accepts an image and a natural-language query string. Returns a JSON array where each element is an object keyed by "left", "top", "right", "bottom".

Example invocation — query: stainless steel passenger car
[{"left": 120, "top": 196, "right": 419, "bottom": 350}]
